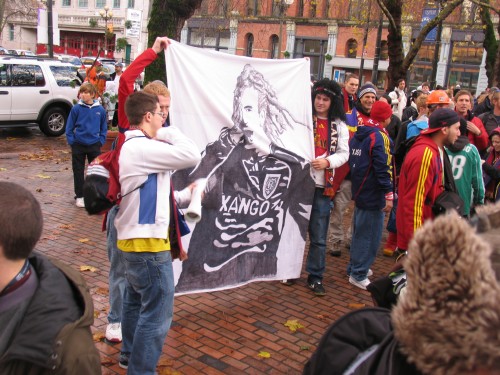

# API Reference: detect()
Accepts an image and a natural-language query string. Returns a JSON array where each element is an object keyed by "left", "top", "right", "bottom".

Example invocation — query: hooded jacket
[
  {"left": 445, "top": 136, "right": 484, "bottom": 216},
  {"left": 349, "top": 124, "right": 393, "bottom": 210},
  {"left": 459, "top": 109, "right": 489, "bottom": 153},
  {"left": 396, "top": 135, "right": 445, "bottom": 250},
  {"left": 393, "top": 211, "right": 500, "bottom": 375},
  {"left": 0, "top": 253, "right": 101, "bottom": 374},
  {"left": 65, "top": 99, "right": 107, "bottom": 146}
]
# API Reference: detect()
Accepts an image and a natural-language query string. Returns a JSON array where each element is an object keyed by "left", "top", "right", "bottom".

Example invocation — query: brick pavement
[{"left": 0, "top": 127, "right": 395, "bottom": 374}]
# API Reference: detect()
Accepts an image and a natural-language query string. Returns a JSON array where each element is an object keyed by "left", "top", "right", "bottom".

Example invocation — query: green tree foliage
[{"left": 145, "top": 0, "right": 203, "bottom": 84}]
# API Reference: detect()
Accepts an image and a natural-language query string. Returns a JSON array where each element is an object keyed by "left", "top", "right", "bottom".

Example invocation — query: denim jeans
[
  {"left": 306, "top": 188, "right": 333, "bottom": 282},
  {"left": 121, "top": 251, "right": 174, "bottom": 375},
  {"left": 347, "top": 207, "right": 385, "bottom": 281},
  {"left": 106, "top": 205, "right": 125, "bottom": 324}
]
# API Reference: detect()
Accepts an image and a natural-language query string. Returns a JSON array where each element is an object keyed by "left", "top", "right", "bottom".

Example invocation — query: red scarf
[{"left": 313, "top": 116, "right": 339, "bottom": 197}]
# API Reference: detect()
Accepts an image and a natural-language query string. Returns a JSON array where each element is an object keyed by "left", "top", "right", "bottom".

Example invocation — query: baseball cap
[
  {"left": 421, "top": 108, "right": 459, "bottom": 135},
  {"left": 115, "top": 62, "right": 124, "bottom": 67}
]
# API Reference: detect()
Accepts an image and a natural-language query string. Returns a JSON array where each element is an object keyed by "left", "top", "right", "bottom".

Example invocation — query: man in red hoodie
[
  {"left": 396, "top": 108, "right": 461, "bottom": 251},
  {"left": 454, "top": 89, "right": 489, "bottom": 155}
]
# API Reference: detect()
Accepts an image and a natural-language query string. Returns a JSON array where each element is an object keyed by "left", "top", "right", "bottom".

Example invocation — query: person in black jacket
[{"left": 0, "top": 182, "right": 101, "bottom": 374}]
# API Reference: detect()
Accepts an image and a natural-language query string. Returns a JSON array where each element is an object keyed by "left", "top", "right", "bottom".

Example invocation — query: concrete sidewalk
[{"left": 0, "top": 128, "right": 395, "bottom": 374}]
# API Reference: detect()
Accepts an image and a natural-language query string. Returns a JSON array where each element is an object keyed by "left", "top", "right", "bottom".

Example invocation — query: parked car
[
  {"left": 0, "top": 55, "right": 81, "bottom": 136},
  {"left": 0, "top": 46, "right": 8, "bottom": 54},
  {"left": 16, "top": 50, "right": 36, "bottom": 56},
  {"left": 80, "top": 56, "right": 116, "bottom": 68}
]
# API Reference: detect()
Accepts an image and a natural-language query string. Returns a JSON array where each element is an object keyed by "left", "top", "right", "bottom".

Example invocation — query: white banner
[{"left": 166, "top": 41, "right": 315, "bottom": 294}]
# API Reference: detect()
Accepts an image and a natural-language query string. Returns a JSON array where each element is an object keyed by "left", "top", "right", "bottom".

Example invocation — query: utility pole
[
  {"left": 47, "top": 0, "right": 54, "bottom": 57},
  {"left": 371, "top": 12, "right": 384, "bottom": 86},
  {"left": 358, "top": 0, "right": 372, "bottom": 84}
]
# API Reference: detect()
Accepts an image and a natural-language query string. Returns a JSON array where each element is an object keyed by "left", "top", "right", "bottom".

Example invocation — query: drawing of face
[{"left": 239, "top": 86, "right": 270, "bottom": 151}]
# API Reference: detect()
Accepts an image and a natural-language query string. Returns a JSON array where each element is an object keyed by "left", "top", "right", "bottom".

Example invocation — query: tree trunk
[
  {"left": 385, "top": 0, "right": 405, "bottom": 91},
  {"left": 144, "top": 0, "right": 203, "bottom": 84}
]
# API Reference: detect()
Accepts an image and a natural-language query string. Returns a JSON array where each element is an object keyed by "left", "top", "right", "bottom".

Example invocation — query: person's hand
[
  {"left": 311, "top": 158, "right": 329, "bottom": 170},
  {"left": 466, "top": 121, "right": 481, "bottom": 136},
  {"left": 382, "top": 199, "right": 393, "bottom": 213},
  {"left": 152, "top": 37, "right": 170, "bottom": 54}
]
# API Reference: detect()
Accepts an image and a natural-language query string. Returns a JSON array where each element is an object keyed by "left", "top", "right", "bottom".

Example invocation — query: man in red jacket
[
  {"left": 396, "top": 108, "right": 460, "bottom": 251},
  {"left": 454, "top": 89, "right": 489, "bottom": 154}
]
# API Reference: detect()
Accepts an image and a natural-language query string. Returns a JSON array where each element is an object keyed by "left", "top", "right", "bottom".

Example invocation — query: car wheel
[{"left": 40, "top": 107, "right": 68, "bottom": 137}]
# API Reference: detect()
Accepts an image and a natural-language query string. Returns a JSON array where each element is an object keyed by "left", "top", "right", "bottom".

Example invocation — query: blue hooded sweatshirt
[{"left": 349, "top": 124, "right": 393, "bottom": 210}]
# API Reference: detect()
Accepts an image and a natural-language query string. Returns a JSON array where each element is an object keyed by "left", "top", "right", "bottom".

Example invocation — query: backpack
[{"left": 83, "top": 136, "right": 142, "bottom": 215}]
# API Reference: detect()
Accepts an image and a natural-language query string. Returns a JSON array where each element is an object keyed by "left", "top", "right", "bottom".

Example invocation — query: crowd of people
[{"left": 2, "top": 36, "right": 500, "bottom": 374}]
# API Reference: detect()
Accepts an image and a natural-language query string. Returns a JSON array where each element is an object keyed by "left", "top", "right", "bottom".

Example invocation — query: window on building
[
  {"left": 84, "top": 38, "right": 98, "bottom": 53},
  {"left": 127, "top": 0, "right": 134, "bottom": 8},
  {"left": 297, "top": 0, "right": 304, "bottom": 17},
  {"left": 460, "top": 0, "right": 479, "bottom": 23},
  {"left": 451, "top": 41, "right": 482, "bottom": 65},
  {"left": 310, "top": 0, "right": 317, "bottom": 18},
  {"left": 78, "top": 0, "right": 88, "bottom": 7},
  {"left": 67, "top": 38, "right": 80, "bottom": 49},
  {"left": 62, "top": 0, "right": 71, "bottom": 6},
  {"left": 96, "top": 0, "right": 106, "bottom": 8},
  {"left": 415, "top": 43, "right": 434, "bottom": 62},
  {"left": 245, "top": 34, "right": 254, "bottom": 57},
  {"left": 380, "top": 40, "right": 388, "bottom": 60},
  {"left": 346, "top": 39, "right": 358, "bottom": 58},
  {"left": 247, "top": 0, "right": 259, "bottom": 16},
  {"left": 294, "top": 38, "right": 327, "bottom": 79},
  {"left": 188, "top": 28, "right": 230, "bottom": 52},
  {"left": 113, "top": 0, "right": 120, "bottom": 8},
  {"left": 217, "top": 0, "right": 228, "bottom": 16},
  {"left": 270, "top": 35, "right": 279, "bottom": 59},
  {"left": 9, "top": 24, "right": 14, "bottom": 41}
]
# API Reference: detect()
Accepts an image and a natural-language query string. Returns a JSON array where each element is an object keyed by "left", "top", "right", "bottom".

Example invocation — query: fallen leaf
[
  {"left": 348, "top": 303, "right": 366, "bottom": 309},
  {"left": 80, "top": 265, "right": 98, "bottom": 272},
  {"left": 6, "top": 137, "right": 17, "bottom": 141},
  {"left": 79, "top": 238, "right": 90, "bottom": 243},
  {"left": 315, "top": 314, "right": 330, "bottom": 320},
  {"left": 157, "top": 358, "right": 174, "bottom": 367},
  {"left": 92, "top": 332, "right": 105, "bottom": 342},
  {"left": 300, "top": 346, "right": 310, "bottom": 351},
  {"left": 36, "top": 174, "right": 51, "bottom": 179},
  {"left": 258, "top": 351, "right": 271, "bottom": 358},
  {"left": 59, "top": 224, "right": 74, "bottom": 229},
  {"left": 284, "top": 319, "right": 304, "bottom": 332},
  {"left": 94, "top": 310, "right": 101, "bottom": 318},
  {"left": 0, "top": 168, "right": 7, "bottom": 171},
  {"left": 95, "top": 287, "right": 109, "bottom": 296},
  {"left": 157, "top": 367, "right": 181, "bottom": 375},
  {"left": 100, "top": 359, "right": 114, "bottom": 367},
  {"left": 41, "top": 235, "right": 58, "bottom": 241},
  {"left": 36, "top": 188, "right": 43, "bottom": 192}
]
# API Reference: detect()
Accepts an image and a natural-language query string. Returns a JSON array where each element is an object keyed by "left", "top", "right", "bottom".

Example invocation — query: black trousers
[
  {"left": 112, "top": 102, "right": 119, "bottom": 127},
  {"left": 71, "top": 142, "right": 101, "bottom": 198}
]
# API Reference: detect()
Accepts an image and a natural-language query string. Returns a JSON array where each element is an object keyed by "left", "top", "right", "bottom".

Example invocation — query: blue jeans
[
  {"left": 347, "top": 207, "right": 385, "bottom": 281},
  {"left": 106, "top": 205, "right": 125, "bottom": 324},
  {"left": 306, "top": 188, "right": 333, "bottom": 282},
  {"left": 121, "top": 251, "right": 174, "bottom": 375}
]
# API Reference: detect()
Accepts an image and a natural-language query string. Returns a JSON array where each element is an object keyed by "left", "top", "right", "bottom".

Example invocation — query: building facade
[{"left": 2, "top": 0, "right": 498, "bottom": 95}]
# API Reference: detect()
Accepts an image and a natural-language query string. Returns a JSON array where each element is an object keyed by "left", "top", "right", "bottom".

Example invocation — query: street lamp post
[
  {"left": 99, "top": 5, "right": 113, "bottom": 56},
  {"left": 277, "top": 0, "right": 294, "bottom": 59}
]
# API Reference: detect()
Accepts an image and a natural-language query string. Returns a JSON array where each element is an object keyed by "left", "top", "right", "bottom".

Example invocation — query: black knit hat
[{"left": 358, "top": 83, "right": 377, "bottom": 99}]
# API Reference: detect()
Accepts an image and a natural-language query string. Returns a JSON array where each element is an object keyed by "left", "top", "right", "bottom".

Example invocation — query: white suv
[{"left": 0, "top": 56, "right": 81, "bottom": 136}]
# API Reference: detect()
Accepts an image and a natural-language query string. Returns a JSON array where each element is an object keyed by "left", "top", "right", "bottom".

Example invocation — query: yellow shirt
[{"left": 117, "top": 237, "right": 170, "bottom": 252}]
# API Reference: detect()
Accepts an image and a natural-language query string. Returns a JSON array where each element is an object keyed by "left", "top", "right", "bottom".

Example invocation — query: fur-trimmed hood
[{"left": 392, "top": 210, "right": 500, "bottom": 375}]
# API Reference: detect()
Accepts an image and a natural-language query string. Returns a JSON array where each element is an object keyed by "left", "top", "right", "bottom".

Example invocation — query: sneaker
[
  {"left": 307, "top": 279, "right": 326, "bottom": 296},
  {"left": 119, "top": 353, "right": 129, "bottom": 369},
  {"left": 75, "top": 197, "right": 85, "bottom": 208},
  {"left": 349, "top": 276, "right": 371, "bottom": 290},
  {"left": 105, "top": 322, "right": 122, "bottom": 343},
  {"left": 281, "top": 279, "right": 296, "bottom": 286},
  {"left": 347, "top": 269, "right": 373, "bottom": 277}
]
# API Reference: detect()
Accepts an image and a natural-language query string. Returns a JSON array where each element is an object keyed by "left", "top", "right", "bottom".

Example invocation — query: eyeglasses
[{"left": 149, "top": 111, "right": 166, "bottom": 118}]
